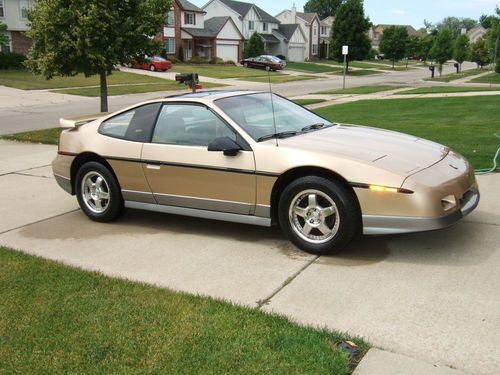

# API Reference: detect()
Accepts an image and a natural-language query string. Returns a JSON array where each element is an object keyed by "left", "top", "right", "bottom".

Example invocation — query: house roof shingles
[
  {"left": 182, "top": 16, "right": 238, "bottom": 38},
  {"left": 220, "top": 0, "right": 279, "bottom": 23},
  {"left": 296, "top": 12, "right": 317, "bottom": 24},
  {"left": 278, "top": 24, "right": 299, "bottom": 40},
  {"left": 178, "top": 0, "right": 204, "bottom": 12},
  {"left": 259, "top": 33, "right": 280, "bottom": 43}
]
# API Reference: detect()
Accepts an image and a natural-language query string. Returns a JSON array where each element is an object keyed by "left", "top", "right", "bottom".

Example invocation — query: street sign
[{"left": 342, "top": 45, "right": 349, "bottom": 55}]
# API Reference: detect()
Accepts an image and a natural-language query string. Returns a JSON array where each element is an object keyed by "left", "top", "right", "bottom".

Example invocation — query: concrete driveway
[{"left": 0, "top": 140, "right": 498, "bottom": 375}]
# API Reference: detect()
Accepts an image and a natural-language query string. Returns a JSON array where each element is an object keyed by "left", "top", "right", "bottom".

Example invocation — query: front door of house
[{"left": 185, "top": 40, "right": 192, "bottom": 60}]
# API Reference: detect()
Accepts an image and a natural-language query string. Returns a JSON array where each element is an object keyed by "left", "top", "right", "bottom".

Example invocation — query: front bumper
[{"left": 362, "top": 186, "right": 480, "bottom": 235}]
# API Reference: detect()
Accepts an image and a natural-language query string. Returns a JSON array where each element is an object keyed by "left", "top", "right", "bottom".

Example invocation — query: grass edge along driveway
[{"left": 0, "top": 246, "right": 368, "bottom": 374}]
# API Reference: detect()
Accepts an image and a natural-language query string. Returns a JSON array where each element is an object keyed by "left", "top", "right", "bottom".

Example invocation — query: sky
[{"left": 192, "top": 0, "right": 499, "bottom": 29}]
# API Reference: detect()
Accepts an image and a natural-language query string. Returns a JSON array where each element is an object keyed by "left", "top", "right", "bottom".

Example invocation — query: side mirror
[{"left": 208, "top": 137, "right": 241, "bottom": 156}]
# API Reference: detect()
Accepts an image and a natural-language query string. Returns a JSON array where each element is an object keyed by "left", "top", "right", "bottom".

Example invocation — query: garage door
[
  {"left": 216, "top": 44, "right": 238, "bottom": 62},
  {"left": 288, "top": 46, "right": 305, "bottom": 62}
]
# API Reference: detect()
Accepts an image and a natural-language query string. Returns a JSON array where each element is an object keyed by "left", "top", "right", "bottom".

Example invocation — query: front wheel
[
  {"left": 265, "top": 65, "right": 271, "bottom": 71},
  {"left": 278, "top": 176, "right": 360, "bottom": 255},
  {"left": 75, "top": 162, "right": 124, "bottom": 222},
  {"left": 149, "top": 64, "right": 156, "bottom": 71},
  {"left": 243, "top": 62, "right": 248, "bottom": 68}
]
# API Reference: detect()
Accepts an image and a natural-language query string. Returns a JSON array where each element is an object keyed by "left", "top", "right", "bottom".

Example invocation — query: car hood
[{"left": 279, "top": 124, "right": 449, "bottom": 175}]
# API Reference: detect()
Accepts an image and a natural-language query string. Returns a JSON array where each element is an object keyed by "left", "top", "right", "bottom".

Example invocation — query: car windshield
[{"left": 216, "top": 93, "right": 332, "bottom": 142}]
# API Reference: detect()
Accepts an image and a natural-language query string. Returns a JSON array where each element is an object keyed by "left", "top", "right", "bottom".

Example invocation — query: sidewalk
[{"left": 0, "top": 140, "right": 498, "bottom": 374}]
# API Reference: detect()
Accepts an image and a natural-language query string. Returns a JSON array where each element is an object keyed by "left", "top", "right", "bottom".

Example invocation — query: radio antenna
[{"left": 267, "top": 69, "right": 278, "bottom": 147}]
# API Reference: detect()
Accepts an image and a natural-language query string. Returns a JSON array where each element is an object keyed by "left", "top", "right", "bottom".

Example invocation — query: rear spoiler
[{"left": 59, "top": 112, "right": 110, "bottom": 128}]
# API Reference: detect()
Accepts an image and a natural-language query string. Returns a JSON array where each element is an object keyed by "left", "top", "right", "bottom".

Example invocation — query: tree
[
  {"left": 405, "top": 35, "right": 422, "bottom": 66},
  {"left": 379, "top": 26, "right": 409, "bottom": 68},
  {"left": 330, "top": 0, "right": 371, "bottom": 69},
  {"left": 454, "top": 34, "right": 470, "bottom": 71},
  {"left": 470, "top": 38, "right": 491, "bottom": 68},
  {"left": 304, "top": 0, "right": 343, "bottom": 19},
  {"left": 419, "top": 32, "right": 436, "bottom": 62},
  {"left": 484, "top": 9, "right": 500, "bottom": 72},
  {"left": 480, "top": 14, "right": 497, "bottom": 29},
  {"left": 0, "top": 22, "right": 8, "bottom": 47},
  {"left": 243, "top": 32, "right": 264, "bottom": 59},
  {"left": 436, "top": 17, "right": 477, "bottom": 38},
  {"left": 26, "top": 0, "right": 171, "bottom": 113},
  {"left": 430, "top": 28, "right": 454, "bottom": 75}
]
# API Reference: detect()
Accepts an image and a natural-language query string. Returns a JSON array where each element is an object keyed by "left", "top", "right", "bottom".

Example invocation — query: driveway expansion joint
[
  {"left": 0, "top": 164, "right": 52, "bottom": 177},
  {"left": 256, "top": 255, "right": 320, "bottom": 308},
  {"left": 0, "top": 209, "right": 80, "bottom": 236}
]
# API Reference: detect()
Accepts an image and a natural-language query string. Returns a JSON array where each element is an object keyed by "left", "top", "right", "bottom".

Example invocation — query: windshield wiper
[
  {"left": 257, "top": 131, "right": 299, "bottom": 142},
  {"left": 301, "top": 123, "right": 331, "bottom": 132}
]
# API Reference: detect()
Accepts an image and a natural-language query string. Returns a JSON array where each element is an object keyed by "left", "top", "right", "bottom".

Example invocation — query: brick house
[
  {"left": 0, "top": 0, "right": 34, "bottom": 54},
  {"left": 160, "top": 0, "right": 243, "bottom": 62}
]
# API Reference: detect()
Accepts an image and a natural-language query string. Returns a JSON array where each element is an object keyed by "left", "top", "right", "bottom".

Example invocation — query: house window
[
  {"left": 248, "top": 21, "right": 254, "bottom": 30},
  {"left": 313, "top": 25, "right": 317, "bottom": 36},
  {"left": 312, "top": 44, "right": 318, "bottom": 55},
  {"left": 165, "top": 38, "right": 176, "bottom": 54},
  {"left": 263, "top": 22, "right": 267, "bottom": 31},
  {"left": 184, "top": 12, "right": 195, "bottom": 25},
  {"left": 320, "top": 26, "right": 327, "bottom": 35},
  {"left": 19, "top": 0, "right": 33, "bottom": 20},
  {"left": 166, "top": 8, "right": 175, "bottom": 26},
  {"left": 0, "top": 0, "right": 5, "bottom": 18}
]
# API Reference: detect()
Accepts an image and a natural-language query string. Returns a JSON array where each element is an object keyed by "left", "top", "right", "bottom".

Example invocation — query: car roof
[{"left": 163, "top": 90, "right": 265, "bottom": 104}]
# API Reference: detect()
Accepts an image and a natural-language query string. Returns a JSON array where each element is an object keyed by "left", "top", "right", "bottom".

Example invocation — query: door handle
[{"left": 146, "top": 162, "right": 161, "bottom": 170}]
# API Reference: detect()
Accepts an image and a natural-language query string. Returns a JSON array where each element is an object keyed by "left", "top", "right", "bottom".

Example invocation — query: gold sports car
[{"left": 53, "top": 91, "right": 479, "bottom": 254}]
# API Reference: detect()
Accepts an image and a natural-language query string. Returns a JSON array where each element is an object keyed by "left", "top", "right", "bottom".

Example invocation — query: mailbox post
[
  {"left": 429, "top": 65, "right": 435, "bottom": 78},
  {"left": 175, "top": 73, "right": 201, "bottom": 92}
]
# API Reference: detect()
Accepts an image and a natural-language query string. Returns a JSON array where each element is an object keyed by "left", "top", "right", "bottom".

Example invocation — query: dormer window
[
  {"left": 313, "top": 25, "right": 317, "bottom": 36},
  {"left": 184, "top": 12, "right": 195, "bottom": 25},
  {"left": 263, "top": 22, "right": 267, "bottom": 31},
  {"left": 248, "top": 21, "right": 254, "bottom": 30}
]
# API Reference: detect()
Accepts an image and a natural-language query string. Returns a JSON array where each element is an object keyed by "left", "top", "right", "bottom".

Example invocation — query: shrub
[
  {"left": 177, "top": 46, "right": 184, "bottom": 62},
  {"left": 168, "top": 56, "right": 180, "bottom": 64},
  {"left": 224, "top": 60, "right": 236, "bottom": 65},
  {"left": 215, "top": 57, "right": 225, "bottom": 64},
  {"left": 276, "top": 54, "right": 286, "bottom": 60},
  {"left": 0, "top": 52, "right": 26, "bottom": 69}
]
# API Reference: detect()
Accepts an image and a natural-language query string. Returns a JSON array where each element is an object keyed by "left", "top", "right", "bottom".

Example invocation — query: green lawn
[
  {"left": 286, "top": 62, "right": 341, "bottom": 73},
  {"left": 399, "top": 86, "right": 500, "bottom": 95},
  {"left": 0, "top": 70, "right": 171, "bottom": 90},
  {"left": 468, "top": 72, "right": 500, "bottom": 84},
  {"left": 0, "top": 127, "right": 62, "bottom": 145},
  {"left": 0, "top": 247, "right": 367, "bottom": 374},
  {"left": 52, "top": 82, "right": 223, "bottom": 97},
  {"left": 316, "top": 85, "right": 404, "bottom": 95},
  {"left": 293, "top": 98, "right": 327, "bottom": 105},
  {"left": 318, "top": 60, "right": 416, "bottom": 70},
  {"left": 172, "top": 64, "right": 280, "bottom": 78},
  {"left": 331, "top": 69, "right": 385, "bottom": 76},
  {"left": 241, "top": 74, "right": 318, "bottom": 83},
  {"left": 314, "top": 95, "right": 500, "bottom": 169},
  {"left": 424, "top": 68, "right": 484, "bottom": 82}
]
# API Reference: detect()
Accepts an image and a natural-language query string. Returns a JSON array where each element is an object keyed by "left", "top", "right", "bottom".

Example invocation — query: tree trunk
[{"left": 100, "top": 71, "right": 108, "bottom": 113}]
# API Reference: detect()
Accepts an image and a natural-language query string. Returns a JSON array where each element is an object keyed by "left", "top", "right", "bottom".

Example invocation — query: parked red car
[
  {"left": 240, "top": 55, "right": 285, "bottom": 71},
  {"left": 130, "top": 56, "right": 172, "bottom": 72}
]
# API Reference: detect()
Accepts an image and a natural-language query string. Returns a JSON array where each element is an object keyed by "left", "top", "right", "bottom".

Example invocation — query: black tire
[
  {"left": 278, "top": 176, "right": 360, "bottom": 255},
  {"left": 265, "top": 65, "right": 271, "bottom": 71},
  {"left": 75, "top": 162, "right": 124, "bottom": 222},
  {"left": 243, "top": 62, "right": 248, "bottom": 68},
  {"left": 149, "top": 64, "right": 156, "bottom": 71}
]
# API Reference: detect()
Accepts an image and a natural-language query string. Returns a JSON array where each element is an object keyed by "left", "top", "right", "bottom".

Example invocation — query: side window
[
  {"left": 99, "top": 103, "right": 161, "bottom": 142},
  {"left": 152, "top": 104, "right": 236, "bottom": 146}
]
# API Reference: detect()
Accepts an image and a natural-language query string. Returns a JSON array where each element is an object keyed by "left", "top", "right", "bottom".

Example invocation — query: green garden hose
[{"left": 475, "top": 133, "right": 500, "bottom": 175}]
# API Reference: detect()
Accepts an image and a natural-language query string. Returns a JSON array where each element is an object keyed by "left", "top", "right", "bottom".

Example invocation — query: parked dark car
[
  {"left": 130, "top": 56, "right": 172, "bottom": 72},
  {"left": 240, "top": 55, "right": 285, "bottom": 71}
]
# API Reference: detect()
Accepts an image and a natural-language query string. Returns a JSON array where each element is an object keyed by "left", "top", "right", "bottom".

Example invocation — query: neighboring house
[
  {"left": 276, "top": 6, "right": 321, "bottom": 60},
  {"left": 467, "top": 25, "right": 487, "bottom": 43},
  {"left": 0, "top": 0, "right": 34, "bottom": 54},
  {"left": 369, "top": 24, "right": 425, "bottom": 50},
  {"left": 204, "top": 0, "right": 305, "bottom": 59},
  {"left": 320, "top": 15, "right": 334, "bottom": 59},
  {"left": 160, "top": 0, "right": 243, "bottom": 62}
]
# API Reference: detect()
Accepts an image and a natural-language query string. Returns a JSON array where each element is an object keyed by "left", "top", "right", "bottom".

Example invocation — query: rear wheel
[
  {"left": 75, "top": 162, "right": 124, "bottom": 222},
  {"left": 244, "top": 62, "right": 248, "bottom": 68},
  {"left": 278, "top": 176, "right": 360, "bottom": 255},
  {"left": 149, "top": 64, "right": 156, "bottom": 71},
  {"left": 265, "top": 65, "right": 271, "bottom": 71}
]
